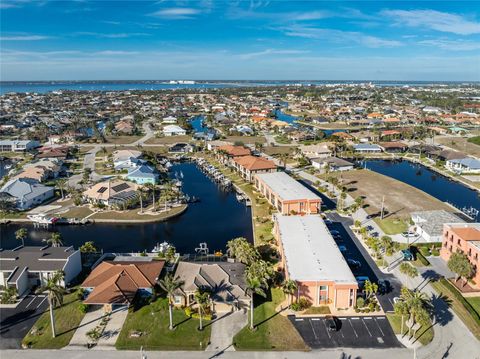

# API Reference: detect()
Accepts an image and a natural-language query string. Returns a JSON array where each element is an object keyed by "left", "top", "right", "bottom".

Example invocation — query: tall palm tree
[
  {"left": 245, "top": 277, "right": 266, "bottom": 330},
  {"left": 15, "top": 228, "right": 28, "bottom": 247},
  {"left": 37, "top": 271, "right": 65, "bottom": 338},
  {"left": 281, "top": 279, "right": 297, "bottom": 308},
  {"left": 137, "top": 187, "right": 145, "bottom": 213},
  {"left": 48, "top": 232, "right": 63, "bottom": 247},
  {"left": 56, "top": 179, "right": 67, "bottom": 200},
  {"left": 194, "top": 290, "right": 210, "bottom": 331},
  {"left": 144, "top": 183, "right": 156, "bottom": 211},
  {"left": 158, "top": 274, "right": 184, "bottom": 330},
  {"left": 399, "top": 287, "right": 431, "bottom": 337}
]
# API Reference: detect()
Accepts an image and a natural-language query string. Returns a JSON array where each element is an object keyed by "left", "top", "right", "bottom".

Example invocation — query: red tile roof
[{"left": 234, "top": 155, "right": 277, "bottom": 171}]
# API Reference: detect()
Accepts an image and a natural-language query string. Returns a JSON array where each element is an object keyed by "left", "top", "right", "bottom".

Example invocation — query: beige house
[{"left": 83, "top": 179, "right": 138, "bottom": 207}]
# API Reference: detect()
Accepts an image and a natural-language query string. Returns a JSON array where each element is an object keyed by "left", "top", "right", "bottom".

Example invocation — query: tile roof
[
  {"left": 233, "top": 155, "right": 277, "bottom": 171},
  {"left": 217, "top": 145, "right": 251, "bottom": 157}
]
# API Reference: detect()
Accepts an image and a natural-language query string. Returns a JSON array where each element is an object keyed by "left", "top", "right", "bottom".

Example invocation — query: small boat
[{"left": 152, "top": 241, "right": 172, "bottom": 254}]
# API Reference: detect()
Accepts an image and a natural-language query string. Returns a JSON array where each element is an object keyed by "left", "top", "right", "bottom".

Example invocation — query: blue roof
[
  {"left": 126, "top": 165, "right": 158, "bottom": 178},
  {"left": 449, "top": 157, "right": 480, "bottom": 169},
  {"left": 353, "top": 144, "right": 382, "bottom": 150}
]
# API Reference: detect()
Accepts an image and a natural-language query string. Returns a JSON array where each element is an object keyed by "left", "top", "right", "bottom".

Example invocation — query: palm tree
[
  {"left": 194, "top": 290, "right": 210, "bottom": 331},
  {"left": 363, "top": 280, "right": 378, "bottom": 302},
  {"left": 137, "top": 187, "right": 145, "bottom": 213},
  {"left": 144, "top": 183, "right": 156, "bottom": 211},
  {"left": 56, "top": 179, "right": 67, "bottom": 200},
  {"left": 37, "top": 271, "right": 65, "bottom": 338},
  {"left": 245, "top": 277, "right": 266, "bottom": 330},
  {"left": 281, "top": 279, "right": 297, "bottom": 308},
  {"left": 15, "top": 228, "right": 28, "bottom": 247},
  {"left": 399, "top": 287, "right": 431, "bottom": 337},
  {"left": 158, "top": 274, "right": 184, "bottom": 330},
  {"left": 47, "top": 232, "right": 63, "bottom": 247}
]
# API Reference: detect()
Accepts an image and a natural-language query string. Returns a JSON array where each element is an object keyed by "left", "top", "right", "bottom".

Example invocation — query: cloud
[
  {"left": 150, "top": 7, "right": 201, "bottom": 19},
  {"left": 239, "top": 48, "right": 310, "bottom": 59},
  {"left": 419, "top": 39, "right": 480, "bottom": 51},
  {"left": 281, "top": 26, "right": 402, "bottom": 48},
  {"left": 74, "top": 32, "right": 150, "bottom": 38},
  {"left": 381, "top": 9, "right": 480, "bottom": 35},
  {"left": 0, "top": 35, "right": 51, "bottom": 41},
  {"left": 94, "top": 50, "right": 140, "bottom": 55}
]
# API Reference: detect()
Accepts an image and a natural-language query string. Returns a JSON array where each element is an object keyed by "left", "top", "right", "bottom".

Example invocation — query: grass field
[
  {"left": 105, "top": 136, "right": 142, "bottom": 144},
  {"left": 22, "top": 290, "right": 86, "bottom": 349},
  {"left": 386, "top": 313, "right": 434, "bottom": 346},
  {"left": 233, "top": 288, "right": 308, "bottom": 351},
  {"left": 224, "top": 135, "right": 266, "bottom": 144},
  {"left": 374, "top": 218, "right": 409, "bottom": 235},
  {"left": 91, "top": 204, "right": 187, "bottom": 222},
  {"left": 468, "top": 136, "right": 480, "bottom": 146},
  {"left": 116, "top": 297, "right": 211, "bottom": 350},
  {"left": 436, "top": 136, "right": 480, "bottom": 158},
  {"left": 144, "top": 135, "right": 191, "bottom": 145},
  {"left": 466, "top": 297, "right": 480, "bottom": 316},
  {"left": 263, "top": 146, "right": 296, "bottom": 156},
  {"left": 302, "top": 306, "right": 331, "bottom": 315}
]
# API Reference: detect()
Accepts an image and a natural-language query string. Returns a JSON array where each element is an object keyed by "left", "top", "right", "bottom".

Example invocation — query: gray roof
[
  {"left": 312, "top": 157, "right": 353, "bottom": 167},
  {"left": 0, "top": 178, "right": 53, "bottom": 202},
  {"left": 448, "top": 157, "right": 480, "bottom": 169},
  {"left": 353, "top": 144, "right": 382, "bottom": 151},
  {"left": 0, "top": 246, "right": 78, "bottom": 274},
  {"left": 255, "top": 172, "right": 321, "bottom": 201},
  {"left": 411, "top": 210, "right": 464, "bottom": 237}
]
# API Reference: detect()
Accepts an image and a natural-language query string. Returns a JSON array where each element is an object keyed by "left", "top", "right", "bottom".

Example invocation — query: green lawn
[
  {"left": 233, "top": 288, "right": 308, "bottom": 351},
  {"left": 466, "top": 297, "right": 480, "bottom": 316},
  {"left": 374, "top": 218, "right": 409, "bottom": 235},
  {"left": 467, "top": 136, "right": 480, "bottom": 146},
  {"left": 302, "top": 306, "right": 331, "bottom": 315},
  {"left": 116, "top": 297, "right": 211, "bottom": 350},
  {"left": 386, "top": 313, "right": 434, "bottom": 346},
  {"left": 22, "top": 290, "right": 86, "bottom": 349}
]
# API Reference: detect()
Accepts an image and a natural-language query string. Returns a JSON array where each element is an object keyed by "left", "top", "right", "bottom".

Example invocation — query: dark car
[
  {"left": 325, "top": 316, "right": 338, "bottom": 331},
  {"left": 347, "top": 259, "right": 361, "bottom": 270},
  {"left": 401, "top": 249, "right": 414, "bottom": 261},
  {"left": 378, "top": 279, "right": 392, "bottom": 294}
]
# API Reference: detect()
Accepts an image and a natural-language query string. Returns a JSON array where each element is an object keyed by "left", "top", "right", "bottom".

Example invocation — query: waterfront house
[
  {"left": 446, "top": 157, "right": 480, "bottom": 174},
  {"left": 81, "top": 259, "right": 164, "bottom": 312},
  {"left": 352, "top": 143, "right": 383, "bottom": 153},
  {"left": 411, "top": 210, "right": 464, "bottom": 243},
  {"left": 379, "top": 142, "right": 409, "bottom": 153},
  {"left": 113, "top": 149, "right": 142, "bottom": 162},
  {"left": 114, "top": 156, "right": 148, "bottom": 172},
  {"left": 312, "top": 157, "right": 354, "bottom": 172},
  {"left": 0, "top": 246, "right": 81, "bottom": 296},
  {"left": 440, "top": 223, "right": 480, "bottom": 289},
  {"left": 162, "top": 116, "right": 177, "bottom": 124},
  {"left": 172, "top": 261, "right": 250, "bottom": 312},
  {"left": 36, "top": 146, "right": 69, "bottom": 160},
  {"left": 168, "top": 143, "right": 195, "bottom": 154},
  {"left": 299, "top": 143, "right": 332, "bottom": 160},
  {"left": 163, "top": 125, "right": 187, "bottom": 136},
  {"left": 0, "top": 140, "right": 40, "bottom": 152},
  {"left": 215, "top": 145, "right": 251, "bottom": 166},
  {"left": 0, "top": 178, "right": 54, "bottom": 210},
  {"left": 232, "top": 155, "right": 277, "bottom": 182},
  {"left": 274, "top": 214, "right": 358, "bottom": 308},
  {"left": 83, "top": 179, "right": 138, "bottom": 207},
  {"left": 125, "top": 164, "right": 159, "bottom": 185},
  {"left": 254, "top": 171, "right": 322, "bottom": 215}
]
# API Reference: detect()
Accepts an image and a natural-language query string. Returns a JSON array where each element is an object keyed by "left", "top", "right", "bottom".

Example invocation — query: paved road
[
  {"left": 290, "top": 315, "right": 401, "bottom": 349},
  {"left": 0, "top": 295, "right": 48, "bottom": 349}
]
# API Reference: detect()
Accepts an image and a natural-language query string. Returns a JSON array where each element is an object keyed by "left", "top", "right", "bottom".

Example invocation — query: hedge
[
  {"left": 411, "top": 246, "right": 431, "bottom": 266},
  {"left": 438, "top": 277, "right": 480, "bottom": 326}
]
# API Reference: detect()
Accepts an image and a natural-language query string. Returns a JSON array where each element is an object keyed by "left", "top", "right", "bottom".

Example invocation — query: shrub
[
  {"left": 356, "top": 297, "right": 365, "bottom": 308},
  {"left": 184, "top": 307, "right": 192, "bottom": 317},
  {"left": 298, "top": 297, "right": 312, "bottom": 310},
  {"left": 364, "top": 308, "right": 371, "bottom": 313},
  {"left": 78, "top": 303, "right": 88, "bottom": 314},
  {"left": 354, "top": 308, "right": 360, "bottom": 313},
  {"left": 375, "top": 304, "right": 380, "bottom": 312}
]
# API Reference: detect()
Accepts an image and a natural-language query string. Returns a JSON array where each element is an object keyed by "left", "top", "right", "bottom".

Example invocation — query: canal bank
[{"left": 0, "top": 162, "right": 253, "bottom": 253}]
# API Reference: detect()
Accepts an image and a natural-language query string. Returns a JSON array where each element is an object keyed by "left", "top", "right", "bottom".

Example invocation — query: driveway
[
  {"left": 290, "top": 315, "right": 402, "bottom": 349},
  {"left": 0, "top": 294, "right": 48, "bottom": 349},
  {"left": 206, "top": 310, "right": 248, "bottom": 352}
]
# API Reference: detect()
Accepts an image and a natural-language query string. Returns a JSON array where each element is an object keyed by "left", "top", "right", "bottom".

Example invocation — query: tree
[
  {"left": 158, "top": 274, "right": 184, "bottom": 330},
  {"left": 226, "top": 237, "right": 259, "bottom": 266},
  {"left": 363, "top": 280, "right": 378, "bottom": 301},
  {"left": 447, "top": 252, "right": 474, "bottom": 286},
  {"left": 394, "top": 299, "right": 409, "bottom": 335},
  {"left": 137, "top": 187, "right": 145, "bottom": 213},
  {"left": 245, "top": 277, "right": 266, "bottom": 330},
  {"left": 47, "top": 232, "right": 63, "bottom": 248},
  {"left": 37, "top": 271, "right": 65, "bottom": 338},
  {"left": 1, "top": 286, "right": 18, "bottom": 304},
  {"left": 56, "top": 179, "right": 67, "bottom": 200},
  {"left": 15, "top": 228, "right": 28, "bottom": 247},
  {"left": 281, "top": 279, "right": 297, "bottom": 308},
  {"left": 79, "top": 241, "right": 97, "bottom": 253},
  {"left": 194, "top": 290, "right": 210, "bottom": 331},
  {"left": 246, "top": 260, "right": 273, "bottom": 289},
  {"left": 399, "top": 287, "right": 432, "bottom": 337},
  {"left": 144, "top": 183, "right": 156, "bottom": 211}
]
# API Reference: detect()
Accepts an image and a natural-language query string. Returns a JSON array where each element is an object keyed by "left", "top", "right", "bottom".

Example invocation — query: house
[
  {"left": 0, "top": 178, "right": 54, "bottom": 210},
  {"left": 20, "top": 158, "right": 63, "bottom": 180},
  {"left": 172, "top": 261, "right": 250, "bottom": 312},
  {"left": 0, "top": 246, "right": 81, "bottom": 296},
  {"left": 162, "top": 116, "right": 177, "bottom": 124},
  {"left": 113, "top": 149, "right": 142, "bottom": 162},
  {"left": 411, "top": 210, "right": 464, "bottom": 243},
  {"left": 215, "top": 145, "right": 251, "bottom": 165},
  {"left": 36, "top": 146, "right": 69, "bottom": 160},
  {"left": 115, "top": 118, "right": 134, "bottom": 134},
  {"left": 274, "top": 214, "right": 357, "bottom": 308},
  {"left": 440, "top": 223, "right": 480, "bottom": 289},
  {"left": 168, "top": 143, "right": 195, "bottom": 154},
  {"left": 352, "top": 144, "right": 383, "bottom": 153},
  {"left": 163, "top": 125, "right": 187, "bottom": 136},
  {"left": 446, "top": 157, "right": 480, "bottom": 174},
  {"left": 379, "top": 142, "right": 409, "bottom": 153},
  {"left": 254, "top": 171, "right": 322, "bottom": 215},
  {"left": 312, "top": 157, "right": 354, "bottom": 172},
  {"left": 114, "top": 157, "right": 148, "bottom": 172},
  {"left": 299, "top": 144, "right": 332, "bottom": 159},
  {"left": 0, "top": 140, "right": 40, "bottom": 152},
  {"left": 83, "top": 179, "right": 138, "bottom": 207},
  {"left": 232, "top": 155, "right": 277, "bottom": 182},
  {"left": 125, "top": 165, "right": 159, "bottom": 185},
  {"left": 81, "top": 259, "right": 164, "bottom": 312}
]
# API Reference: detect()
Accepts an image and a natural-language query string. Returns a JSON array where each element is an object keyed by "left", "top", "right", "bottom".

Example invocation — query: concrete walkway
[
  {"left": 68, "top": 306, "right": 107, "bottom": 348},
  {"left": 206, "top": 310, "right": 248, "bottom": 352}
]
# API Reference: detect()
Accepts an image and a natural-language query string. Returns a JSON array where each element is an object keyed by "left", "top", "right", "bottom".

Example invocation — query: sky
[{"left": 1, "top": 0, "right": 479, "bottom": 81}]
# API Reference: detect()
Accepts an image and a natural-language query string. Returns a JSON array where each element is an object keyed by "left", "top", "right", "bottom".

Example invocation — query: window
[{"left": 174, "top": 296, "right": 182, "bottom": 305}]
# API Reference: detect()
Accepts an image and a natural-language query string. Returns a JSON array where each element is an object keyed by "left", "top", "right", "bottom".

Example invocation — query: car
[
  {"left": 393, "top": 297, "right": 402, "bottom": 304},
  {"left": 401, "top": 249, "right": 414, "bottom": 261},
  {"left": 324, "top": 219, "right": 333, "bottom": 225},
  {"left": 347, "top": 259, "right": 361, "bottom": 270},
  {"left": 325, "top": 316, "right": 338, "bottom": 331},
  {"left": 330, "top": 230, "right": 340, "bottom": 236},
  {"left": 356, "top": 276, "right": 370, "bottom": 288},
  {"left": 333, "top": 234, "right": 343, "bottom": 241},
  {"left": 378, "top": 279, "right": 392, "bottom": 294},
  {"left": 338, "top": 245, "right": 347, "bottom": 253},
  {"left": 402, "top": 231, "right": 417, "bottom": 238}
]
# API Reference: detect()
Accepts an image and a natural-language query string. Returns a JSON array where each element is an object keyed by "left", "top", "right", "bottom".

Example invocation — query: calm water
[
  {"left": 274, "top": 109, "right": 298, "bottom": 125},
  {"left": 362, "top": 160, "right": 480, "bottom": 218},
  {"left": 0, "top": 163, "right": 253, "bottom": 253},
  {"left": 190, "top": 115, "right": 204, "bottom": 132}
]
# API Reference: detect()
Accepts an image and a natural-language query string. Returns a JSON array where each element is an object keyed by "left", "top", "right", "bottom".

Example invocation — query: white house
[
  {"left": 446, "top": 157, "right": 480, "bottom": 174},
  {"left": 162, "top": 116, "right": 177, "bottom": 124},
  {"left": 163, "top": 125, "right": 187, "bottom": 137},
  {"left": 0, "top": 140, "right": 40, "bottom": 152},
  {"left": 0, "top": 178, "right": 54, "bottom": 210},
  {"left": 411, "top": 210, "right": 464, "bottom": 243}
]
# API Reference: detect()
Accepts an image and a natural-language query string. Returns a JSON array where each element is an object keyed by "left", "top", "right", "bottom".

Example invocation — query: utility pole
[{"left": 380, "top": 195, "right": 385, "bottom": 220}]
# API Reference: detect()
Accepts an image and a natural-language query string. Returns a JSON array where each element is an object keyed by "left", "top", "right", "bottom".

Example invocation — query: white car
[
  {"left": 402, "top": 231, "right": 417, "bottom": 238},
  {"left": 393, "top": 297, "right": 402, "bottom": 304}
]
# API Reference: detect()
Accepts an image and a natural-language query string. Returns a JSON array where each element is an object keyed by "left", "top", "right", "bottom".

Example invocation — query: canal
[
  {"left": 362, "top": 159, "right": 480, "bottom": 219},
  {"left": 0, "top": 162, "right": 253, "bottom": 253}
]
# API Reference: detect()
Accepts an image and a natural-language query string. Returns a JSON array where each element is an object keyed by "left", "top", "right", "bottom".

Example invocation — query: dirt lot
[
  {"left": 144, "top": 135, "right": 191, "bottom": 144},
  {"left": 224, "top": 135, "right": 266, "bottom": 144},
  {"left": 331, "top": 169, "right": 451, "bottom": 219},
  {"left": 263, "top": 146, "right": 296, "bottom": 156},
  {"left": 435, "top": 136, "right": 480, "bottom": 158}
]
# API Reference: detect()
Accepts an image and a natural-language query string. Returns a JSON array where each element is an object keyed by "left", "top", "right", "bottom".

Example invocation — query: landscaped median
[
  {"left": 22, "top": 289, "right": 86, "bottom": 349},
  {"left": 386, "top": 312, "right": 434, "bottom": 346},
  {"left": 115, "top": 297, "right": 211, "bottom": 350}
]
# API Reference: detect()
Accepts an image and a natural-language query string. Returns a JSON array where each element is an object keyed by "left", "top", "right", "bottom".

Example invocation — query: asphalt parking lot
[
  {"left": 0, "top": 294, "right": 48, "bottom": 349},
  {"left": 290, "top": 315, "right": 402, "bottom": 349}
]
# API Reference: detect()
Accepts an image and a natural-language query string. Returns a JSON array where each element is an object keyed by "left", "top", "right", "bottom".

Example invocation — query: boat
[
  {"left": 152, "top": 241, "right": 172, "bottom": 254},
  {"left": 27, "top": 214, "right": 59, "bottom": 226}
]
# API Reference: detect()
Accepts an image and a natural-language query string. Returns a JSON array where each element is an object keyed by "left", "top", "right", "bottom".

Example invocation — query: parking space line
[
  {"left": 25, "top": 296, "right": 37, "bottom": 308},
  {"left": 36, "top": 296, "right": 47, "bottom": 309},
  {"left": 311, "top": 318, "right": 320, "bottom": 321},
  {"left": 362, "top": 319, "right": 373, "bottom": 337},
  {"left": 374, "top": 318, "right": 385, "bottom": 336},
  {"left": 348, "top": 319, "right": 358, "bottom": 338},
  {"left": 295, "top": 318, "right": 304, "bottom": 321},
  {"left": 322, "top": 320, "right": 331, "bottom": 339},
  {"left": 309, "top": 319, "right": 318, "bottom": 340},
  {"left": 377, "top": 317, "right": 386, "bottom": 319}
]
